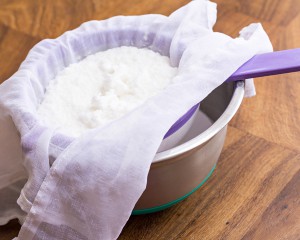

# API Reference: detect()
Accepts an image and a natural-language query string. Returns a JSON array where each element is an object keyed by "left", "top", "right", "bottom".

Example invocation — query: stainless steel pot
[{"left": 133, "top": 81, "right": 245, "bottom": 214}]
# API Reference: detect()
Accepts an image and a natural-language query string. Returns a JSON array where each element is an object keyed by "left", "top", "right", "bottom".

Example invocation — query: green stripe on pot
[{"left": 132, "top": 164, "right": 216, "bottom": 215}]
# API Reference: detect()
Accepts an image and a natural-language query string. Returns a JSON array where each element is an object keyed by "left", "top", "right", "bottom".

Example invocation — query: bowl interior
[{"left": 153, "top": 80, "right": 245, "bottom": 163}]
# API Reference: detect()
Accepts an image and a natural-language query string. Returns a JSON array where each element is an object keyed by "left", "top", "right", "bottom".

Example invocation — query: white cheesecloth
[{"left": 0, "top": 0, "right": 272, "bottom": 239}]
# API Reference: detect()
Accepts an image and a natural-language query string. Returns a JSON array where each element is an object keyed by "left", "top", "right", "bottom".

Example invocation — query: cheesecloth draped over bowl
[{"left": 0, "top": 0, "right": 272, "bottom": 239}]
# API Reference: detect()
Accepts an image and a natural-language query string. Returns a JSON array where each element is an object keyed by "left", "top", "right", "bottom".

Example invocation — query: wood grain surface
[{"left": 1, "top": 0, "right": 300, "bottom": 239}]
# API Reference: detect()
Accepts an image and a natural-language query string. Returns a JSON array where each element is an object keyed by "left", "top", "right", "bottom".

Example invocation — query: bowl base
[{"left": 132, "top": 163, "right": 216, "bottom": 215}]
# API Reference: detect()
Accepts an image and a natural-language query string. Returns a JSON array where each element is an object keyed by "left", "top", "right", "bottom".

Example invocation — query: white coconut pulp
[{"left": 38, "top": 46, "right": 178, "bottom": 137}]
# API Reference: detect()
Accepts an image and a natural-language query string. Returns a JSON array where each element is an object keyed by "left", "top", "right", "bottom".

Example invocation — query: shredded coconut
[{"left": 37, "top": 46, "right": 178, "bottom": 137}]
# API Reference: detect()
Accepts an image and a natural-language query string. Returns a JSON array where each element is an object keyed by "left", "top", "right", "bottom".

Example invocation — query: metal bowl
[{"left": 133, "top": 80, "right": 245, "bottom": 214}]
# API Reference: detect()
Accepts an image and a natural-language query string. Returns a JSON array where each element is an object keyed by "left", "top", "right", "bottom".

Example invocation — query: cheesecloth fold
[{"left": 0, "top": 0, "right": 272, "bottom": 239}]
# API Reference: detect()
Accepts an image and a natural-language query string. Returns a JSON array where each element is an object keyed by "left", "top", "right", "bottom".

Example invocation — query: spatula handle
[{"left": 228, "top": 48, "right": 300, "bottom": 81}]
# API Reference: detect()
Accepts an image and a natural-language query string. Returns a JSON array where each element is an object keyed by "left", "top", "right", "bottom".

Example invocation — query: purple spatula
[{"left": 227, "top": 48, "right": 300, "bottom": 81}]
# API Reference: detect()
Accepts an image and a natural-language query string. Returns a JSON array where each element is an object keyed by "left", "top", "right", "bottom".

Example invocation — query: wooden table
[{"left": 1, "top": 0, "right": 300, "bottom": 239}]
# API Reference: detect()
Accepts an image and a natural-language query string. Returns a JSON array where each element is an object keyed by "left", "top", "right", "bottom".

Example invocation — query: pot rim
[{"left": 153, "top": 81, "right": 245, "bottom": 164}]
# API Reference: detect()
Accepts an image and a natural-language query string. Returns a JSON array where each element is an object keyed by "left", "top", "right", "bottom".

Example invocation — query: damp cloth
[{"left": 0, "top": 0, "right": 272, "bottom": 239}]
